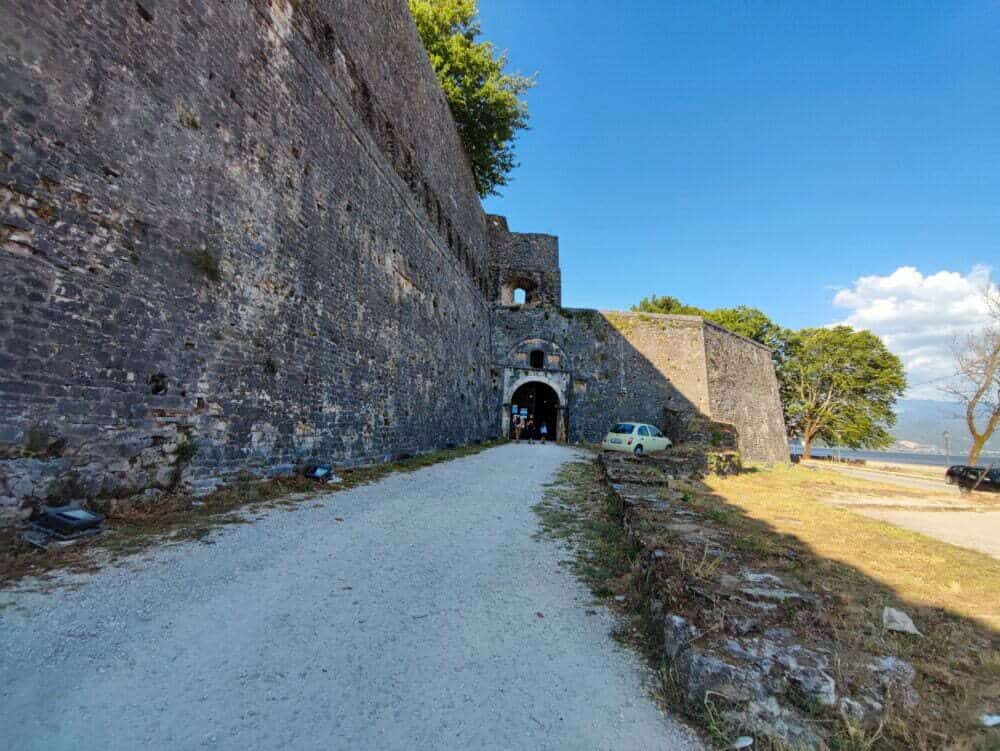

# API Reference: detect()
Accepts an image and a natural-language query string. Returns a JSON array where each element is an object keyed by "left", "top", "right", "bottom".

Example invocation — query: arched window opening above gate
[{"left": 500, "top": 275, "right": 539, "bottom": 307}]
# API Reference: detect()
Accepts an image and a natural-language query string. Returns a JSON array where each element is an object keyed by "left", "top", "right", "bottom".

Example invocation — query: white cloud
[{"left": 830, "top": 265, "right": 997, "bottom": 399}]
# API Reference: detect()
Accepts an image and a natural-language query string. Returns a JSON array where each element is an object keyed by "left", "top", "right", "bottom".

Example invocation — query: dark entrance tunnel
[{"left": 510, "top": 381, "right": 560, "bottom": 440}]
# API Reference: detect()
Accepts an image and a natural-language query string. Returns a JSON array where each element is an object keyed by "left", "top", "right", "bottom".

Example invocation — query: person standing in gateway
[{"left": 539, "top": 421, "right": 549, "bottom": 443}]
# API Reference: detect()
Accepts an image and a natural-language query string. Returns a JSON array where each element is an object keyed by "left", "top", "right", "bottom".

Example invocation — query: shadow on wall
[
  {"left": 494, "top": 310, "right": 701, "bottom": 445},
  {"left": 491, "top": 308, "right": 789, "bottom": 464}
]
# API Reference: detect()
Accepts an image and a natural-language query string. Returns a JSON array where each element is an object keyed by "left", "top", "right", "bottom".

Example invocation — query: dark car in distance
[{"left": 945, "top": 465, "right": 1000, "bottom": 492}]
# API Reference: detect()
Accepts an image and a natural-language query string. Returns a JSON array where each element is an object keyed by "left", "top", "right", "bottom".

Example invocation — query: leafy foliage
[
  {"left": 704, "top": 306, "right": 790, "bottom": 355},
  {"left": 782, "top": 326, "right": 906, "bottom": 457},
  {"left": 633, "top": 294, "right": 706, "bottom": 317},
  {"left": 409, "top": 0, "right": 534, "bottom": 197}
]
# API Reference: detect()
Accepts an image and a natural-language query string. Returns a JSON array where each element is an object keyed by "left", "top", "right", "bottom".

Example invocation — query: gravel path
[
  {"left": 855, "top": 508, "right": 1000, "bottom": 559},
  {"left": 0, "top": 443, "right": 703, "bottom": 751},
  {"left": 816, "top": 463, "right": 956, "bottom": 493}
]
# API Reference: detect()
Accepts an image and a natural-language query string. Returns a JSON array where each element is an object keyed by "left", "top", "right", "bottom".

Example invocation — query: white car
[{"left": 601, "top": 422, "right": 672, "bottom": 455}]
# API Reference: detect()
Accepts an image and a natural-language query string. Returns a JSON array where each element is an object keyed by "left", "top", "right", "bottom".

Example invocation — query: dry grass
[
  {"left": 700, "top": 465, "right": 1000, "bottom": 749},
  {"left": 538, "top": 458, "right": 1000, "bottom": 750},
  {"left": 0, "top": 441, "right": 500, "bottom": 588},
  {"left": 704, "top": 466, "right": 1000, "bottom": 628}
]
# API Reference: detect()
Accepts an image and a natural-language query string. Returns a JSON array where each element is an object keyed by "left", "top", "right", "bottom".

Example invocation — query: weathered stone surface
[
  {"left": 882, "top": 606, "right": 922, "bottom": 636},
  {"left": 0, "top": 0, "right": 495, "bottom": 512},
  {"left": 732, "top": 697, "right": 824, "bottom": 749},
  {"left": 0, "top": 0, "right": 788, "bottom": 514},
  {"left": 663, "top": 614, "right": 701, "bottom": 659},
  {"left": 839, "top": 695, "right": 884, "bottom": 727},
  {"left": 675, "top": 650, "right": 767, "bottom": 705},
  {"left": 866, "top": 656, "right": 919, "bottom": 708}
]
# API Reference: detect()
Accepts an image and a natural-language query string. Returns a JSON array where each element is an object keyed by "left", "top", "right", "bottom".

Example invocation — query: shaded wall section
[
  {"left": 492, "top": 309, "right": 789, "bottom": 463},
  {"left": 491, "top": 308, "right": 705, "bottom": 442},
  {"left": 0, "top": 0, "right": 495, "bottom": 513}
]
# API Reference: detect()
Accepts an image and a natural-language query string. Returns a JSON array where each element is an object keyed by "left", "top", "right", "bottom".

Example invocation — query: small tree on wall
[{"left": 408, "top": 0, "right": 535, "bottom": 197}]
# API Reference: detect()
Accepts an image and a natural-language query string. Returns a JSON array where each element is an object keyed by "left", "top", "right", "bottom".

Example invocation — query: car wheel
[{"left": 633, "top": 445, "right": 644, "bottom": 456}]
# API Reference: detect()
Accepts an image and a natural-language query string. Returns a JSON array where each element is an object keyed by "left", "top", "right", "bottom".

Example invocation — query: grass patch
[
  {"left": 0, "top": 440, "right": 501, "bottom": 588},
  {"left": 702, "top": 467, "right": 1000, "bottom": 628},
  {"left": 533, "top": 459, "right": 635, "bottom": 597}
]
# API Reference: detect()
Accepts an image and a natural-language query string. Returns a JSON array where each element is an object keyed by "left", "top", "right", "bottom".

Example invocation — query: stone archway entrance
[{"left": 508, "top": 380, "right": 566, "bottom": 442}]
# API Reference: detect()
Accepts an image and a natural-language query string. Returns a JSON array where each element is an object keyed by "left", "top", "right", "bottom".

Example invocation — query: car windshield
[{"left": 611, "top": 423, "right": 635, "bottom": 435}]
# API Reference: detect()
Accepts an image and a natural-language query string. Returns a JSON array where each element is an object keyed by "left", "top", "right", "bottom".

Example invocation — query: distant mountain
[{"left": 890, "top": 399, "right": 1000, "bottom": 456}]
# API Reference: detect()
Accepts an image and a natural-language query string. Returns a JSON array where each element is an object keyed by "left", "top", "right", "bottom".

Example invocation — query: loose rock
[
  {"left": 663, "top": 614, "right": 701, "bottom": 659},
  {"left": 882, "top": 606, "right": 922, "bottom": 636}
]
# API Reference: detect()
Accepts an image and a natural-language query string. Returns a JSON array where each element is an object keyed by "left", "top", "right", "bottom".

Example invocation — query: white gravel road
[{"left": 0, "top": 442, "right": 703, "bottom": 751}]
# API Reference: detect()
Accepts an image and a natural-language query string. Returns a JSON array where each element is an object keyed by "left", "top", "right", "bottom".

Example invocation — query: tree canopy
[
  {"left": 782, "top": 327, "right": 906, "bottom": 458},
  {"left": 633, "top": 294, "right": 706, "bottom": 317},
  {"left": 408, "top": 0, "right": 534, "bottom": 197}
]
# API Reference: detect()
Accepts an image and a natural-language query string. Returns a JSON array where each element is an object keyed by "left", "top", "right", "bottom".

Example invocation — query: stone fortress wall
[
  {"left": 488, "top": 218, "right": 789, "bottom": 464},
  {"left": 0, "top": 0, "right": 497, "bottom": 515},
  {"left": 0, "top": 0, "right": 787, "bottom": 518}
]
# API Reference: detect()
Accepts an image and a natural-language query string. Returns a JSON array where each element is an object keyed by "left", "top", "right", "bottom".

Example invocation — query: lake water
[{"left": 789, "top": 448, "right": 999, "bottom": 468}]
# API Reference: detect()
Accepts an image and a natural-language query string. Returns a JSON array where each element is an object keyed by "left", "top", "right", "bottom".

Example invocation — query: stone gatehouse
[
  {"left": 486, "top": 217, "right": 788, "bottom": 463},
  {"left": 0, "top": 0, "right": 787, "bottom": 519}
]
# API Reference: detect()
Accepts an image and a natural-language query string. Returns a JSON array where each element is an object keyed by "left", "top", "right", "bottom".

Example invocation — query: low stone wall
[{"left": 599, "top": 451, "right": 919, "bottom": 748}]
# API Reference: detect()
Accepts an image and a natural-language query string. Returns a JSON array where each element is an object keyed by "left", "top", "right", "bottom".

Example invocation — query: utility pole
[{"left": 942, "top": 430, "right": 951, "bottom": 467}]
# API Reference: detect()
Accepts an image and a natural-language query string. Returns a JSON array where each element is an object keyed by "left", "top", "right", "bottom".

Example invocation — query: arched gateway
[{"left": 504, "top": 376, "right": 567, "bottom": 442}]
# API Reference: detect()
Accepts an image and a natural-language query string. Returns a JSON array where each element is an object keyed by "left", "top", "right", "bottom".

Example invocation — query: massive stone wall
[
  {"left": 703, "top": 322, "right": 789, "bottom": 463},
  {"left": 0, "top": 0, "right": 496, "bottom": 516},
  {"left": 492, "top": 307, "right": 789, "bottom": 463}
]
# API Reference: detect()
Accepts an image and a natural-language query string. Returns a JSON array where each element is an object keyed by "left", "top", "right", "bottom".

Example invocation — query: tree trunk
[
  {"left": 802, "top": 436, "right": 814, "bottom": 460},
  {"left": 967, "top": 436, "right": 987, "bottom": 466}
]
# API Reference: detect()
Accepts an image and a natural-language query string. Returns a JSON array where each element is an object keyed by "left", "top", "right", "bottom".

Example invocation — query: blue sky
[{"left": 478, "top": 0, "right": 999, "bottom": 339}]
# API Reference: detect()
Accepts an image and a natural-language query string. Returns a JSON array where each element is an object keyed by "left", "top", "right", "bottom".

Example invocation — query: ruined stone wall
[
  {"left": 488, "top": 216, "right": 561, "bottom": 307},
  {"left": 703, "top": 322, "right": 789, "bottom": 463},
  {"left": 0, "top": 0, "right": 496, "bottom": 516}
]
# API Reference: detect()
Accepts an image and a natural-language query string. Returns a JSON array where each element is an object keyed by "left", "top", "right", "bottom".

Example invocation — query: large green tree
[
  {"left": 409, "top": 0, "right": 534, "bottom": 197},
  {"left": 782, "top": 327, "right": 906, "bottom": 459}
]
